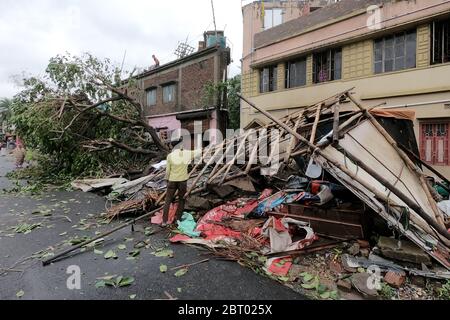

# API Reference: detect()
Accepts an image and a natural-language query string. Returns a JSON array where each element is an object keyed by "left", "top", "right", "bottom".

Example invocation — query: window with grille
[
  {"left": 374, "top": 30, "right": 417, "bottom": 74},
  {"left": 146, "top": 88, "right": 157, "bottom": 106},
  {"left": 420, "top": 122, "right": 449, "bottom": 166},
  {"left": 431, "top": 19, "right": 450, "bottom": 65},
  {"left": 313, "top": 48, "right": 342, "bottom": 84},
  {"left": 286, "top": 58, "right": 307, "bottom": 88},
  {"left": 259, "top": 65, "right": 278, "bottom": 93},
  {"left": 163, "top": 84, "right": 176, "bottom": 103}
]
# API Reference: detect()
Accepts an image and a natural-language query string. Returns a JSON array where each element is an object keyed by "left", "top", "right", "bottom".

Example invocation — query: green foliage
[
  {"left": 437, "top": 280, "right": 450, "bottom": 300},
  {"left": 379, "top": 282, "right": 396, "bottom": 300},
  {"left": 203, "top": 75, "right": 241, "bottom": 130},
  {"left": 10, "top": 53, "right": 154, "bottom": 182},
  {"left": 299, "top": 272, "right": 339, "bottom": 300},
  {"left": 227, "top": 75, "right": 241, "bottom": 130},
  {"left": 0, "top": 98, "right": 12, "bottom": 122}
]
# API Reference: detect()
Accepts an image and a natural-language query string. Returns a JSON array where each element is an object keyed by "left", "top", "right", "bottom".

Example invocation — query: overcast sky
[{"left": 0, "top": 0, "right": 248, "bottom": 98}]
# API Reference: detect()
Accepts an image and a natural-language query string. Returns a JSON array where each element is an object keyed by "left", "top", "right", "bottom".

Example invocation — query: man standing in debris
[{"left": 162, "top": 137, "right": 201, "bottom": 227}]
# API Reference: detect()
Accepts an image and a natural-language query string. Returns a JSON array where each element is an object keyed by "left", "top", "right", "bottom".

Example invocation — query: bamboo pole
[
  {"left": 237, "top": 94, "right": 450, "bottom": 241},
  {"left": 309, "top": 104, "right": 323, "bottom": 145},
  {"left": 219, "top": 130, "right": 253, "bottom": 184},
  {"left": 185, "top": 141, "right": 226, "bottom": 197},
  {"left": 43, "top": 206, "right": 164, "bottom": 266},
  {"left": 332, "top": 102, "right": 340, "bottom": 146},
  {"left": 399, "top": 143, "right": 450, "bottom": 187},
  {"left": 346, "top": 92, "right": 446, "bottom": 228},
  {"left": 207, "top": 137, "right": 238, "bottom": 183}
]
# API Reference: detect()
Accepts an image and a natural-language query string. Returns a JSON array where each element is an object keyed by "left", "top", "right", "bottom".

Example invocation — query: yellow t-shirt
[{"left": 165, "top": 149, "right": 201, "bottom": 182}]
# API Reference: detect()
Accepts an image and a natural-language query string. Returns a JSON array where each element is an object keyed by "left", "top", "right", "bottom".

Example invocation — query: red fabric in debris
[
  {"left": 151, "top": 203, "right": 178, "bottom": 225},
  {"left": 311, "top": 181, "right": 328, "bottom": 195},
  {"left": 170, "top": 234, "right": 192, "bottom": 243},
  {"left": 268, "top": 257, "right": 293, "bottom": 276},
  {"left": 273, "top": 218, "right": 288, "bottom": 232},
  {"left": 195, "top": 189, "right": 273, "bottom": 241}
]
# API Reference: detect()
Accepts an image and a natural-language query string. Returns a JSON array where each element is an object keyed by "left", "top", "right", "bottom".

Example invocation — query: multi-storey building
[
  {"left": 241, "top": 0, "right": 450, "bottom": 177},
  {"left": 128, "top": 31, "right": 231, "bottom": 145}
]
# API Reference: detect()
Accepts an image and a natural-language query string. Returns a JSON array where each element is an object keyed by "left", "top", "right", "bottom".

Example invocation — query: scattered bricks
[
  {"left": 357, "top": 240, "right": 370, "bottom": 249},
  {"left": 384, "top": 271, "right": 406, "bottom": 288},
  {"left": 351, "top": 273, "right": 379, "bottom": 298},
  {"left": 377, "top": 237, "right": 432, "bottom": 265},
  {"left": 329, "top": 260, "right": 345, "bottom": 275},
  {"left": 337, "top": 279, "right": 352, "bottom": 292},
  {"left": 347, "top": 243, "right": 360, "bottom": 256}
]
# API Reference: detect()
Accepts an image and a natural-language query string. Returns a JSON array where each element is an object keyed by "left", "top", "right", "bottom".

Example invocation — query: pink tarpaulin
[
  {"left": 195, "top": 189, "right": 273, "bottom": 241},
  {"left": 151, "top": 203, "right": 178, "bottom": 225}
]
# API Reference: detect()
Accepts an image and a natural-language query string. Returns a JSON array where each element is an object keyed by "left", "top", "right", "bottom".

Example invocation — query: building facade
[
  {"left": 129, "top": 33, "right": 231, "bottom": 145},
  {"left": 241, "top": 0, "right": 450, "bottom": 177}
]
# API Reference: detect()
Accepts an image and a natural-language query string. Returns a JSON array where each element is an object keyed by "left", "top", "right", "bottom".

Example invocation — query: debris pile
[{"left": 69, "top": 89, "right": 450, "bottom": 299}]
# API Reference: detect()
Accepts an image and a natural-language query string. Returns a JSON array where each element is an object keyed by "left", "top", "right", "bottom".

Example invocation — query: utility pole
[{"left": 211, "top": 0, "right": 218, "bottom": 38}]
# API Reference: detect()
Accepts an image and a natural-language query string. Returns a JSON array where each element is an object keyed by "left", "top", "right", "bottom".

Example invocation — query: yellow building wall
[
  {"left": 342, "top": 40, "right": 373, "bottom": 79},
  {"left": 417, "top": 24, "right": 431, "bottom": 68},
  {"left": 277, "top": 63, "right": 285, "bottom": 91},
  {"left": 306, "top": 54, "right": 313, "bottom": 85},
  {"left": 241, "top": 69, "right": 259, "bottom": 98}
]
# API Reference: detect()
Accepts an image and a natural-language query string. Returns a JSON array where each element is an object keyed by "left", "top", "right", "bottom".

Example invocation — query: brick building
[
  {"left": 241, "top": 0, "right": 450, "bottom": 178},
  {"left": 129, "top": 32, "right": 231, "bottom": 145}
]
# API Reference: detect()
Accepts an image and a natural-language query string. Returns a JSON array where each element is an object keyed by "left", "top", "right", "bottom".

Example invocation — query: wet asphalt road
[{"left": 0, "top": 155, "right": 305, "bottom": 300}]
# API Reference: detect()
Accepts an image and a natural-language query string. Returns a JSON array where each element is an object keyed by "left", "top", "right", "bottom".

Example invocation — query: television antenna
[{"left": 174, "top": 37, "right": 195, "bottom": 59}]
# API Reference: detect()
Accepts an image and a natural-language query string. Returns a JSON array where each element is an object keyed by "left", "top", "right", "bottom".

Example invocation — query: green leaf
[
  {"left": 129, "top": 294, "right": 137, "bottom": 300},
  {"left": 160, "top": 265, "right": 168, "bottom": 273},
  {"left": 257, "top": 256, "right": 267, "bottom": 263},
  {"left": 302, "top": 273, "right": 314, "bottom": 283},
  {"left": 94, "top": 249, "right": 103, "bottom": 255},
  {"left": 117, "top": 244, "right": 127, "bottom": 250},
  {"left": 301, "top": 277, "right": 319, "bottom": 290},
  {"left": 129, "top": 249, "right": 140, "bottom": 257},
  {"left": 278, "top": 276, "right": 290, "bottom": 282},
  {"left": 317, "top": 284, "right": 328, "bottom": 295},
  {"left": 117, "top": 276, "right": 134, "bottom": 287},
  {"left": 330, "top": 291, "right": 339, "bottom": 300},
  {"left": 320, "top": 291, "right": 331, "bottom": 299},
  {"left": 16, "top": 290, "right": 25, "bottom": 298},
  {"left": 144, "top": 227, "right": 154, "bottom": 236},
  {"left": 95, "top": 280, "right": 106, "bottom": 288},
  {"left": 104, "top": 250, "right": 117, "bottom": 259},
  {"left": 153, "top": 249, "right": 174, "bottom": 258},
  {"left": 174, "top": 268, "right": 188, "bottom": 277}
]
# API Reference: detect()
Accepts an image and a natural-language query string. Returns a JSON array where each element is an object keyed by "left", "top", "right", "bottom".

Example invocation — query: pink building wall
[
  {"left": 147, "top": 110, "right": 220, "bottom": 145},
  {"left": 245, "top": 0, "right": 450, "bottom": 70},
  {"left": 148, "top": 115, "right": 181, "bottom": 132}
]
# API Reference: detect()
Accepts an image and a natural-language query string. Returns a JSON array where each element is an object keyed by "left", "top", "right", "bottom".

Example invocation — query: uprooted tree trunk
[
  {"left": 56, "top": 76, "right": 169, "bottom": 156},
  {"left": 11, "top": 53, "right": 170, "bottom": 178}
]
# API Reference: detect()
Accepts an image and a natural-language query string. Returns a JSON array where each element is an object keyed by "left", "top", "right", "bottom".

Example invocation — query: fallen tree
[{"left": 11, "top": 53, "right": 169, "bottom": 180}]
